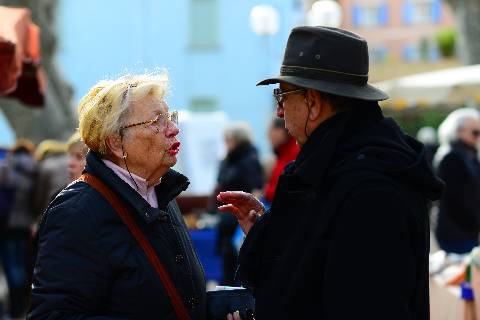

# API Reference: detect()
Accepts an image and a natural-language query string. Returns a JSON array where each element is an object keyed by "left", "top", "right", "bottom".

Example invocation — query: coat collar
[
  {"left": 286, "top": 110, "right": 351, "bottom": 189},
  {"left": 84, "top": 152, "right": 189, "bottom": 223}
]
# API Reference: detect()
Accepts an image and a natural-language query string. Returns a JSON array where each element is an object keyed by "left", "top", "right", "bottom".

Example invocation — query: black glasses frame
[{"left": 273, "top": 88, "right": 307, "bottom": 107}]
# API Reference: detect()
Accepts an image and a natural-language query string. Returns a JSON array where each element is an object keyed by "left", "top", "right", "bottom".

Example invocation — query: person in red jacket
[{"left": 263, "top": 117, "right": 299, "bottom": 206}]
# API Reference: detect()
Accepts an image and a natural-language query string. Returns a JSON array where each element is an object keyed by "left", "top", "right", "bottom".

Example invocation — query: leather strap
[{"left": 78, "top": 173, "right": 191, "bottom": 320}]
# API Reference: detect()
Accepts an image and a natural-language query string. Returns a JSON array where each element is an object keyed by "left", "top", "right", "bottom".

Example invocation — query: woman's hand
[{"left": 217, "top": 191, "right": 264, "bottom": 235}]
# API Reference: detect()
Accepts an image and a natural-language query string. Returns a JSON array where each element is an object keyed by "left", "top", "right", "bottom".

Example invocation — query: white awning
[{"left": 375, "top": 65, "right": 480, "bottom": 109}]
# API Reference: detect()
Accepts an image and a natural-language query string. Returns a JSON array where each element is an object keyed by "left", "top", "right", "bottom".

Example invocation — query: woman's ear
[{"left": 105, "top": 134, "right": 124, "bottom": 159}]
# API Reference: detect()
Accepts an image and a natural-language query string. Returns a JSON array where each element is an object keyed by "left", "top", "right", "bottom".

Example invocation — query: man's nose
[{"left": 276, "top": 106, "right": 285, "bottom": 118}]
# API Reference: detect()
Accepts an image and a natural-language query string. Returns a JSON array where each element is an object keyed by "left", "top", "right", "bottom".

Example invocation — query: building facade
[{"left": 338, "top": 0, "right": 455, "bottom": 64}]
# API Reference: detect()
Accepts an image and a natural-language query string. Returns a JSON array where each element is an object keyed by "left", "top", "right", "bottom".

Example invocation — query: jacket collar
[
  {"left": 84, "top": 152, "right": 189, "bottom": 223},
  {"left": 285, "top": 110, "right": 351, "bottom": 189}
]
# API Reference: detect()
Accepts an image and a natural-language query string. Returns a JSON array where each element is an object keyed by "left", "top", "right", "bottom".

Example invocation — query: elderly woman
[
  {"left": 434, "top": 108, "right": 480, "bottom": 254},
  {"left": 28, "top": 74, "right": 206, "bottom": 319}
]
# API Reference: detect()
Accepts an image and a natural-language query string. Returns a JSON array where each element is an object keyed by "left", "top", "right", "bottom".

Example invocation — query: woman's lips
[{"left": 167, "top": 142, "right": 180, "bottom": 155}]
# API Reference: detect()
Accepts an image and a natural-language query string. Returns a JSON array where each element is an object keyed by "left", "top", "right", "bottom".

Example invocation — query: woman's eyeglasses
[
  {"left": 120, "top": 111, "right": 179, "bottom": 132},
  {"left": 273, "top": 88, "right": 306, "bottom": 108}
]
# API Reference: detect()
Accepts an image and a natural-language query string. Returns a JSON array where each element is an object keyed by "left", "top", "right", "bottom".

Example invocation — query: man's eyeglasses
[
  {"left": 120, "top": 111, "right": 179, "bottom": 132},
  {"left": 472, "top": 129, "right": 480, "bottom": 137},
  {"left": 273, "top": 88, "right": 306, "bottom": 108}
]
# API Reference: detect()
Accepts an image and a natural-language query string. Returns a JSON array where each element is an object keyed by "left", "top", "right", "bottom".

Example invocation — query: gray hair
[
  {"left": 224, "top": 122, "right": 253, "bottom": 145},
  {"left": 434, "top": 108, "right": 480, "bottom": 166},
  {"left": 437, "top": 108, "right": 480, "bottom": 146}
]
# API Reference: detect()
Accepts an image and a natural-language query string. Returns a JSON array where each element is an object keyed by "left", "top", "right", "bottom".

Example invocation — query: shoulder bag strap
[{"left": 78, "top": 173, "right": 191, "bottom": 320}]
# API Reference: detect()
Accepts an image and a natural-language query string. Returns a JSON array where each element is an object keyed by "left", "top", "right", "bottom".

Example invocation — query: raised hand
[{"left": 217, "top": 191, "right": 264, "bottom": 235}]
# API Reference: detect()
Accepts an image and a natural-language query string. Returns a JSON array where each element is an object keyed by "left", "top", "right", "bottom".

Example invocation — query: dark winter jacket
[
  {"left": 0, "top": 150, "right": 37, "bottom": 230},
  {"left": 216, "top": 143, "right": 263, "bottom": 195},
  {"left": 237, "top": 104, "right": 444, "bottom": 320},
  {"left": 214, "top": 143, "right": 263, "bottom": 253},
  {"left": 435, "top": 140, "right": 480, "bottom": 243},
  {"left": 28, "top": 152, "right": 206, "bottom": 320}
]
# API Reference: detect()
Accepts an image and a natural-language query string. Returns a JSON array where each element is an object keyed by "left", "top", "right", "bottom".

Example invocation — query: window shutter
[
  {"left": 379, "top": 4, "right": 389, "bottom": 26},
  {"left": 353, "top": 5, "right": 362, "bottom": 27},
  {"left": 402, "top": 0, "right": 413, "bottom": 25},
  {"left": 431, "top": 0, "right": 442, "bottom": 24}
]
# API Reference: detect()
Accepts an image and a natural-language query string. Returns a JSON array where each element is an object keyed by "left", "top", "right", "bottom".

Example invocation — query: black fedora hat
[{"left": 258, "top": 26, "right": 388, "bottom": 101}]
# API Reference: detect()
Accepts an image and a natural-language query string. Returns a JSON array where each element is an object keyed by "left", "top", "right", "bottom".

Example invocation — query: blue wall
[{"left": 57, "top": 0, "right": 304, "bottom": 156}]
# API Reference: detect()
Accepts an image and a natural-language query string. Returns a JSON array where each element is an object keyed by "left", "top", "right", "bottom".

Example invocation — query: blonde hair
[
  {"left": 35, "top": 140, "right": 67, "bottom": 161},
  {"left": 78, "top": 72, "right": 170, "bottom": 155},
  {"left": 67, "top": 131, "right": 89, "bottom": 156}
]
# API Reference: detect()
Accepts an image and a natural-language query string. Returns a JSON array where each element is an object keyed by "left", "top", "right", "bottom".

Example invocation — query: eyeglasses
[
  {"left": 273, "top": 88, "right": 306, "bottom": 108},
  {"left": 120, "top": 110, "right": 179, "bottom": 132}
]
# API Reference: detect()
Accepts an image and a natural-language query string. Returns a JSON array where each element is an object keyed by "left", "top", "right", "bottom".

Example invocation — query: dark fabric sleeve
[
  {"left": 437, "top": 152, "right": 480, "bottom": 227},
  {"left": 28, "top": 204, "right": 124, "bottom": 320},
  {"left": 236, "top": 211, "right": 270, "bottom": 291},
  {"left": 321, "top": 186, "right": 422, "bottom": 320}
]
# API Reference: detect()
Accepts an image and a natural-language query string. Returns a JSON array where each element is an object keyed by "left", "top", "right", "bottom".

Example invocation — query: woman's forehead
[{"left": 132, "top": 96, "right": 168, "bottom": 116}]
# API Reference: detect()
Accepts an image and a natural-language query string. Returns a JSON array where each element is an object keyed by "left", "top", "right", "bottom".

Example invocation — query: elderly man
[
  {"left": 219, "top": 27, "right": 444, "bottom": 320},
  {"left": 434, "top": 108, "right": 480, "bottom": 254}
]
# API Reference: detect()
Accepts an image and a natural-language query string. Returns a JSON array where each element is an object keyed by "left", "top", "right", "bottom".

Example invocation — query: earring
[{"left": 122, "top": 154, "right": 127, "bottom": 159}]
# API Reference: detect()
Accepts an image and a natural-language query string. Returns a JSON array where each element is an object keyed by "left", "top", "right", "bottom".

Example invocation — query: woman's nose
[{"left": 165, "top": 122, "right": 180, "bottom": 137}]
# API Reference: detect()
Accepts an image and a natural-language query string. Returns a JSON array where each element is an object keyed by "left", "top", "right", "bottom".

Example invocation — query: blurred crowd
[
  {"left": 0, "top": 134, "right": 87, "bottom": 318},
  {"left": 2, "top": 105, "right": 480, "bottom": 317}
]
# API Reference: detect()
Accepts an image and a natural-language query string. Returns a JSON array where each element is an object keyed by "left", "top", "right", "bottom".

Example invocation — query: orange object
[
  {"left": 0, "top": 6, "right": 46, "bottom": 106},
  {"left": 447, "top": 267, "right": 468, "bottom": 286}
]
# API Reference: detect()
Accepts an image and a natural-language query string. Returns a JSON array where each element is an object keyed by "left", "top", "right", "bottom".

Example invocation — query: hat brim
[{"left": 257, "top": 76, "right": 388, "bottom": 101}]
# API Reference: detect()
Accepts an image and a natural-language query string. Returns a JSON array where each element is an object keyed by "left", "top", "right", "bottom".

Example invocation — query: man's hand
[
  {"left": 217, "top": 191, "right": 264, "bottom": 235},
  {"left": 227, "top": 311, "right": 241, "bottom": 320}
]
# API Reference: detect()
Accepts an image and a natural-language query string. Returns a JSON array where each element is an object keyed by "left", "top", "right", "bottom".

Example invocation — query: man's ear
[
  {"left": 105, "top": 134, "right": 124, "bottom": 159},
  {"left": 305, "top": 89, "right": 323, "bottom": 121}
]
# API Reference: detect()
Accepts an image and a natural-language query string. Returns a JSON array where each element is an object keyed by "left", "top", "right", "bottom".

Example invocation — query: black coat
[
  {"left": 214, "top": 142, "right": 263, "bottom": 252},
  {"left": 28, "top": 152, "right": 206, "bottom": 320},
  {"left": 216, "top": 143, "right": 263, "bottom": 195},
  {"left": 237, "top": 105, "right": 444, "bottom": 320},
  {"left": 435, "top": 141, "right": 480, "bottom": 243}
]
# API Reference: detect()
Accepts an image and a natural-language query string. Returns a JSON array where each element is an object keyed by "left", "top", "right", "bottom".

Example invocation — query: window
[
  {"left": 403, "top": 0, "right": 441, "bottom": 25},
  {"left": 402, "top": 39, "right": 439, "bottom": 62},
  {"left": 412, "top": 0, "right": 433, "bottom": 24},
  {"left": 369, "top": 47, "right": 389, "bottom": 64},
  {"left": 188, "top": 0, "right": 219, "bottom": 50},
  {"left": 403, "top": 44, "right": 420, "bottom": 62},
  {"left": 189, "top": 97, "right": 219, "bottom": 112},
  {"left": 353, "top": 4, "right": 388, "bottom": 28}
]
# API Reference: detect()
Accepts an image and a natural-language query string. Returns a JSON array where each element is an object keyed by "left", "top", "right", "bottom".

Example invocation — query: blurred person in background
[
  {"left": 0, "top": 139, "right": 37, "bottom": 318},
  {"left": 33, "top": 140, "right": 68, "bottom": 216},
  {"left": 28, "top": 73, "right": 206, "bottom": 319},
  {"left": 434, "top": 108, "right": 480, "bottom": 254},
  {"left": 66, "top": 132, "right": 88, "bottom": 181},
  {"left": 416, "top": 126, "right": 438, "bottom": 166},
  {"left": 262, "top": 117, "right": 299, "bottom": 208},
  {"left": 211, "top": 123, "right": 263, "bottom": 286},
  {"left": 219, "top": 26, "right": 444, "bottom": 320}
]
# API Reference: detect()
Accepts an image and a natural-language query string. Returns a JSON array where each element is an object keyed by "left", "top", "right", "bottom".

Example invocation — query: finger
[
  {"left": 233, "top": 310, "right": 241, "bottom": 320},
  {"left": 218, "top": 191, "right": 249, "bottom": 203},
  {"left": 227, "top": 313, "right": 233, "bottom": 320},
  {"left": 218, "top": 205, "right": 247, "bottom": 220},
  {"left": 218, "top": 204, "right": 238, "bottom": 213}
]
